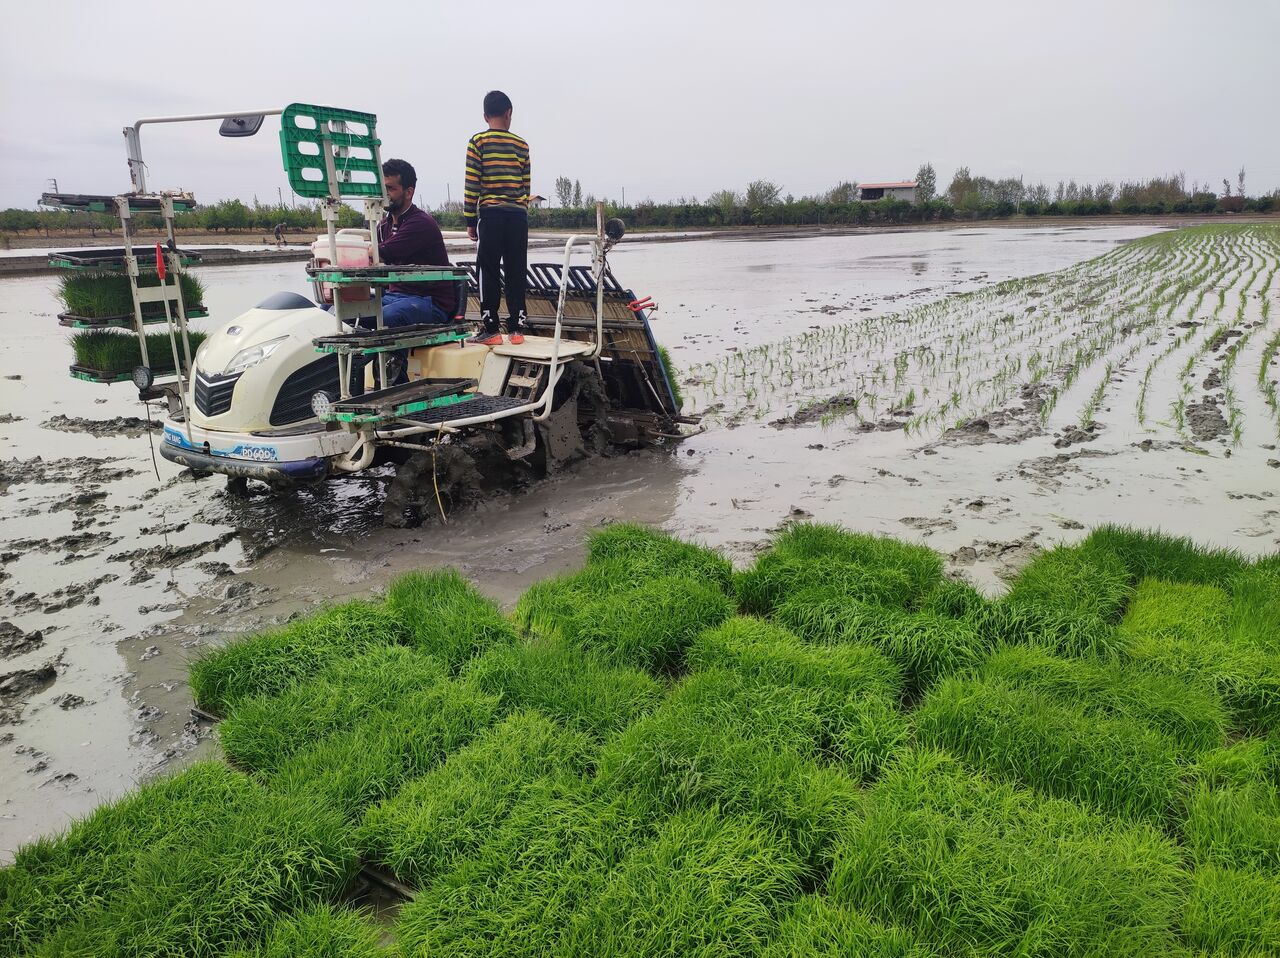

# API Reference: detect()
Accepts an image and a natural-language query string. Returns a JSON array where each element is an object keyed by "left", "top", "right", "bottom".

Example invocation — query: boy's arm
[
  {"left": 523, "top": 146, "right": 532, "bottom": 206},
  {"left": 464, "top": 135, "right": 482, "bottom": 227}
]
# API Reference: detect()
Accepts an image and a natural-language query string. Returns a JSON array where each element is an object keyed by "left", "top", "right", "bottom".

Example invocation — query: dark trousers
[{"left": 476, "top": 210, "right": 528, "bottom": 333}]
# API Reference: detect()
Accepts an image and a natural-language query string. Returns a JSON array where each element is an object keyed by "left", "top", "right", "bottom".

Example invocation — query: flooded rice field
[{"left": 3, "top": 222, "right": 1278, "bottom": 858}]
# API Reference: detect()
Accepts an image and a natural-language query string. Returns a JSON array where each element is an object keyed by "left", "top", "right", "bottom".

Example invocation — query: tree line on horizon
[{"left": 4, "top": 165, "right": 1277, "bottom": 236}]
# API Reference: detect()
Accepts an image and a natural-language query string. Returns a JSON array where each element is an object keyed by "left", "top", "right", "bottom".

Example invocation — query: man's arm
[{"left": 464, "top": 135, "right": 482, "bottom": 238}]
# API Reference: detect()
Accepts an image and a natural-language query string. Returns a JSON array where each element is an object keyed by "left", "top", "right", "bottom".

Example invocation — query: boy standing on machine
[{"left": 464, "top": 90, "right": 531, "bottom": 346}]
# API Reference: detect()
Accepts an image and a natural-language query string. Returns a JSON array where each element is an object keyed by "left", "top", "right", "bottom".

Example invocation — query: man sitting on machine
[{"left": 346, "top": 158, "right": 456, "bottom": 387}]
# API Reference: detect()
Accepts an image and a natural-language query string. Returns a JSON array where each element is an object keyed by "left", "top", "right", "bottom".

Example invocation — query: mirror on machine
[
  {"left": 219, "top": 116, "right": 266, "bottom": 138},
  {"left": 605, "top": 218, "right": 626, "bottom": 242}
]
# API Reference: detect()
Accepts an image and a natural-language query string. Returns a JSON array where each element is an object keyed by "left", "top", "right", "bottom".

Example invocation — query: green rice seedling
[
  {"left": 383, "top": 568, "right": 517, "bottom": 670},
  {"left": 764, "top": 523, "right": 943, "bottom": 600},
  {"left": 1230, "top": 566, "right": 1280, "bottom": 655},
  {"left": 1181, "top": 735, "right": 1280, "bottom": 872},
  {"left": 1004, "top": 544, "right": 1133, "bottom": 623},
  {"left": 979, "top": 644, "right": 1228, "bottom": 754},
  {"left": 1081, "top": 525, "right": 1250, "bottom": 589},
  {"left": 915, "top": 674, "right": 1185, "bottom": 821},
  {"left": 735, "top": 555, "right": 918, "bottom": 617},
  {"left": 596, "top": 668, "right": 865, "bottom": 866},
  {"left": 656, "top": 344, "right": 684, "bottom": 410},
  {"left": 13, "top": 767, "right": 356, "bottom": 958},
  {"left": 689, "top": 616, "right": 903, "bottom": 704},
  {"left": 919, "top": 578, "right": 990, "bottom": 619},
  {"left": 360, "top": 711, "right": 593, "bottom": 885},
  {"left": 0, "top": 762, "right": 259, "bottom": 954},
  {"left": 59, "top": 270, "right": 205, "bottom": 318},
  {"left": 761, "top": 896, "right": 926, "bottom": 958},
  {"left": 971, "top": 598, "right": 1126, "bottom": 659},
  {"left": 586, "top": 523, "right": 734, "bottom": 592},
  {"left": 828, "top": 749, "right": 1185, "bottom": 958},
  {"left": 396, "top": 778, "right": 653, "bottom": 958},
  {"left": 70, "top": 329, "right": 208, "bottom": 373},
  {"left": 1121, "top": 579, "right": 1280, "bottom": 728},
  {"left": 688, "top": 617, "right": 909, "bottom": 778},
  {"left": 567, "top": 575, "right": 735, "bottom": 674},
  {"left": 218, "top": 645, "right": 447, "bottom": 773},
  {"left": 461, "top": 636, "right": 661, "bottom": 738},
  {"left": 775, "top": 589, "right": 989, "bottom": 698},
  {"left": 188, "top": 599, "right": 407, "bottom": 716},
  {"left": 561, "top": 808, "right": 805, "bottom": 958},
  {"left": 268, "top": 679, "right": 501, "bottom": 822},
  {"left": 225, "top": 904, "right": 388, "bottom": 958},
  {"left": 1181, "top": 865, "right": 1280, "bottom": 955}
]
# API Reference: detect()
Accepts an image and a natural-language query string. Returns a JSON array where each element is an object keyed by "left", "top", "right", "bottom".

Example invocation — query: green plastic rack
[{"left": 279, "top": 103, "right": 383, "bottom": 200}]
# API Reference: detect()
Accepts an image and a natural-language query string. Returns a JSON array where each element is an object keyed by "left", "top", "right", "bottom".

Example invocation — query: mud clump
[
  {"left": 0, "top": 663, "right": 57, "bottom": 724},
  {"left": 1202, "top": 369, "right": 1222, "bottom": 390},
  {"left": 770, "top": 393, "right": 863, "bottom": 428},
  {"left": 0, "top": 456, "right": 142, "bottom": 491},
  {"left": 0, "top": 621, "right": 43, "bottom": 659},
  {"left": 1185, "top": 397, "right": 1229, "bottom": 442},
  {"left": 41, "top": 415, "right": 162, "bottom": 438},
  {"left": 1054, "top": 421, "right": 1103, "bottom": 449}
]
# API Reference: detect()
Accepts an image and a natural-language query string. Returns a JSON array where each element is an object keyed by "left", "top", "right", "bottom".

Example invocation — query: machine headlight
[{"left": 223, "top": 336, "right": 288, "bottom": 376}]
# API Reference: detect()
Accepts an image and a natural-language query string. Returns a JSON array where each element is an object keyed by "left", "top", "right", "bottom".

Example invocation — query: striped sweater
[{"left": 464, "top": 129, "right": 531, "bottom": 222}]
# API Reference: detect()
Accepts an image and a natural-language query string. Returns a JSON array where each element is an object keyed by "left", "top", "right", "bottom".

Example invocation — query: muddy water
[{"left": 8, "top": 222, "right": 1272, "bottom": 859}]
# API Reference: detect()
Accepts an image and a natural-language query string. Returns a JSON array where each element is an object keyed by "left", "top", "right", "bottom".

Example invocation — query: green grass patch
[
  {"left": 360, "top": 711, "right": 593, "bottom": 885},
  {"left": 1082, "top": 524, "right": 1251, "bottom": 590},
  {"left": 189, "top": 600, "right": 407, "bottom": 716},
  {"left": 3, "top": 762, "right": 355, "bottom": 957},
  {"left": 1230, "top": 565, "right": 1280, "bottom": 655},
  {"left": 736, "top": 523, "right": 942, "bottom": 616},
  {"left": 396, "top": 778, "right": 652, "bottom": 958},
  {"left": 564, "top": 575, "right": 735, "bottom": 673},
  {"left": 596, "top": 668, "right": 868, "bottom": 867},
  {"left": 828, "top": 749, "right": 1185, "bottom": 957},
  {"left": 225, "top": 904, "right": 388, "bottom": 958},
  {"left": 1004, "top": 543, "right": 1133, "bottom": 623},
  {"left": 462, "top": 635, "right": 662, "bottom": 738},
  {"left": 587, "top": 522, "right": 734, "bottom": 590},
  {"left": 776, "top": 589, "right": 989, "bottom": 697},
  {"left": 1183, "top": 735, "right": 1280, "bottom": 872},
  {"left": 383, "top": 568, "right": 517, "bottom": 670},
  {"left": 979, "top": 644, "right": 1228, "bottom": 754},
  {"left": 915, "top": 673, "right": 1185, "bottom": 821},
  {"left": 762, "top": 896, "right": 925, "bottom": 958},
  {"left": 59, "top": 270, "right": 205, "bottom": 318},
  {"left": 1181, "top": 864, "right": 1280, "bottom": 955},
  {"left": 562, "top": 808, "right": 805, "bottom": 958},
  {"left": 218, "top": 645, "right": 447, "bottom": 774},
  {"left": 1122, "top": 579, "right": 1280, "bottom": 728},
  {"left": 267, "top": 678, "right": 501, "bottom": 822},
  {"left": 71, "top": 329, "right": 208, "bottom": 373}
]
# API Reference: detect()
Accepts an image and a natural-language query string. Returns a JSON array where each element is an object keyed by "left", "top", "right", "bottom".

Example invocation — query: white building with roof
[{"left": 858, "top": 181, "right": 918, "bottom": 202}]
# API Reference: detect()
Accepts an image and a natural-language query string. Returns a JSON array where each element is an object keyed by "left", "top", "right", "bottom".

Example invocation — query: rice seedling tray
[
  {"left": 321, "top": 378, "right": 478, "bottom": 424},
  {"left": 58, "top": 305, "right": 209, "bottom": 328},
  {"left": 306, "top": 264, "right": 470, "bottom": 285},
  {"left": 312, "top": 323, "right": 471, "bottom": 354},
  {"left": 48, "top": 247, "right": 203, "bottom": 272},
  {"left": 68, "top": 364, "right": 135, "bottom": 384}
]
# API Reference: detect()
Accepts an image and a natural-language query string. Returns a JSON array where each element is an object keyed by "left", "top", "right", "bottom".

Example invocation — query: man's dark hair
[
  {"left": 382, "top": 158, "right": 416, "bottom": 189},
  {"left": 483, "top": 90, "right": 513, "bottom": 118}
]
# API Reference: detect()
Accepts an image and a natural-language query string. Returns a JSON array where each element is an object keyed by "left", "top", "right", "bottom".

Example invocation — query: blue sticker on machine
[{"left": 164, "top": 427, "right": 279, "bottom": 461}]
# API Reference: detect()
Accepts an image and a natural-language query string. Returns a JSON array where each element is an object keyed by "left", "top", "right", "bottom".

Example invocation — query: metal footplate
[
  {"left": 319, "top": 377, "right": 477, "bottom": 424},
  {"left": 398, "top": 393, "right": 528, "bottom": 425},
  {"left": 312, "top": 323, "right": 471, "bottom": 355},
  {"left": 305, "top": 264, "right": 470, "bottom": 286}
]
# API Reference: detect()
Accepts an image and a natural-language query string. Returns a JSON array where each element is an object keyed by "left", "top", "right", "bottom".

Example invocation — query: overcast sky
[{"left": 3, "top": 0, "right": 1277, "bottom": 211}]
